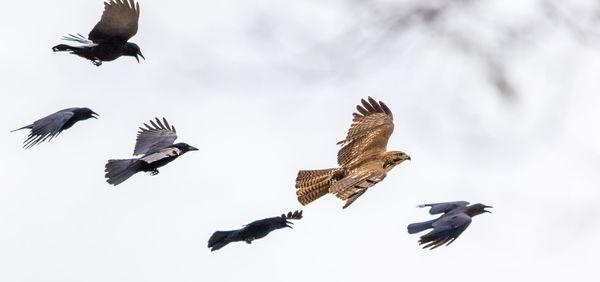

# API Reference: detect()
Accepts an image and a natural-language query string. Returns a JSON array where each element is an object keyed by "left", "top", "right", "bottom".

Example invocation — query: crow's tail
[
  {"left": 52, "top": 44, "right": 79, "bottom": 52},
  {"left": 105, "top": 159, "right": 141, "bottom": 186},
  {"left": 11, "top": 124, "right": 33, "bottom": 132},
  {"left": 407, "top": 219, "right": 437, "bottom": 234},
  {"left": 295, "top": 168, "right": 344, "bottom": 205},
  {"left": 208, "top": 231, "right": 237, "bottom": 251}
]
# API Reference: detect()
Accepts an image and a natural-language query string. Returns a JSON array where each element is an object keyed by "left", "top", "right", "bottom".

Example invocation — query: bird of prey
[
  {"left": 104, "top": 117, "right": 198, "bottom": 186},
  {"left": 52, "top": 0, "right": 144, "bottom": 66},
  {"left": 407, "top": 201, "right": 492, "bottom": 250},
  {"left": 295, "top": 97, "right": 410, "bottom": 209},
  {"left": 11, "top": 107, "right": 98, "bottom": 149},
  {"left": 208, "top": 210, "right": 303, "bottom": 252}
]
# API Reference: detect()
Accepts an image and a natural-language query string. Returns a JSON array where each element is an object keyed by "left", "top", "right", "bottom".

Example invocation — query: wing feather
[
  {"left": 21, "top": 109, "right": 75, "bottom": 149},
  {"left": 419, "top": 214, "right": 472, "bottom": 250},
  {"left": 133, "top": 117, "right": 177, "bottom": 156},
  {"left": 89, "top": 0, "right": 140, "bottom": 43},
  {"left": 337, "top": 97, "right": 394, "bottom": 167},
  {"left": 417, "top": 201, "right": 470, "bottom": 215}
]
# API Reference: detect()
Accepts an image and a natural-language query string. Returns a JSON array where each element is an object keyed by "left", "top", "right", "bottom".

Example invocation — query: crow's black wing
[
  {"left": 419, "top": 213, "right": 472, "bottom": 250},
  {"left": 133, "top": 118, "right": 177, "bottom": 156},
  {"left": 89, "top": 0, "right": 140, "bottom": 43},
  {"left": 417, "top": 201, "right": 470, "bottom": 215},
  {"left": 19, "top": 109, "right": 75, "bottom": 149}
]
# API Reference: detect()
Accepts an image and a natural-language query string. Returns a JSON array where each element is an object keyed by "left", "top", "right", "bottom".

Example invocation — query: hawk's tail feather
[
  {"left": 295, "top": 168, "right": 344, "bottom": 205},
  {"left": 105, "top": 159, "right": 141, "bottom": 186}
]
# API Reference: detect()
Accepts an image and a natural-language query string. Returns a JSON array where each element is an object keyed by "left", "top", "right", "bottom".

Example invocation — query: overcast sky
[{"left": 1, "top": 0, "right": 599, "bottom": 281}]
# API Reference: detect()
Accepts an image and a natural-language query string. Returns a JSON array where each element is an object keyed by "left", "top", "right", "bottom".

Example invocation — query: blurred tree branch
[{"left": 271, "top": 0, "right": 600, "bottom": 99}]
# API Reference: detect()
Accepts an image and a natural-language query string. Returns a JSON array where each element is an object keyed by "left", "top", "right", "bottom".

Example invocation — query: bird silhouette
[
  {"left": 11, "top": 107, "right": 98, "bottom": 149},
  {"left": 105, "top": 117, "right": 197, "bottom": 186},
  {"left": 295, "top": 97, "right": 410, "bottom": 208},
  {"left": 208, "top": 210, "right": 303, "bottom": 251},
  {"left": 407, "top": 201, "right": 492, "bottom": 250},
  {"left": 52, "top": 0, "right": 144, "bottom": 66}
]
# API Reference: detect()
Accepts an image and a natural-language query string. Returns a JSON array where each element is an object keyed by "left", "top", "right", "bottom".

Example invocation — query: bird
[
  {"left": 104, "top": 117, "right": 198, "bottom": 186},
  {"left": 407, "top": 201, "right": 492, "bottom": 250},
  {"left": 11, "top": 107, "right": 98, "bottom": 149},
  {"left": 52, "top": 0, "right": 144, "bottom": 66},
  {"left": 295, "top": 97, "right": 410, "bottom": 209},
  {"left": 208, "top": 210, "right": 303, "bottom": 251}
]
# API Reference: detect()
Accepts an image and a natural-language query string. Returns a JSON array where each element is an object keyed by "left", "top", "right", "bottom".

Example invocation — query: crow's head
[
  {"left": 78, "top": 108, "right": 99, "bottom": 120},
  {"left": 384, "top": 151, "right": 411, "bottom": 170},
  {"left": 467, "top": 203, "right": 493, "bottom": 217},
  {"left": 123, "top": 43, "right": 145, "bottom": 63},
  {"left": 172, "top": 143, "right": 199, "bottom": 154}
]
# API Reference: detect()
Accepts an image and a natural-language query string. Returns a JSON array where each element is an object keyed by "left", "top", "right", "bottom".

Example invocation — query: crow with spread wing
[
  {"left": 11, "top": 107, "right": 98, "bottom": 149},
  {"left": 208, "top": 210, "right": 303, "bottom": 252},
  {"left": 104, "top": 118, "right": 197, "bottom": 186},
  {"left": 407, "top": 201, "right": 492, "bottom": 250},
  {"left": 52, "top": 0, "right": 144, "bottom": 66},
  {"left": 295, "top": 97, "right": 411, "bottom": 209}
]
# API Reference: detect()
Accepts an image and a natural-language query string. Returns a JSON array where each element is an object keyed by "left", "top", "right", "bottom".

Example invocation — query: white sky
[{"left": 1, "top": 0, "right": 599, "bottom": 281}]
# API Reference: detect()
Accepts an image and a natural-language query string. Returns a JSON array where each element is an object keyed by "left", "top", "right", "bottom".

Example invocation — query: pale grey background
[{"left": 1, "top": 0, "right": 599, "bottom": 281}]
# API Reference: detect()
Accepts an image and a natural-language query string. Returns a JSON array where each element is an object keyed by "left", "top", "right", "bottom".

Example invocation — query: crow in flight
[
  {"left": 208, "top": 210, "right": 303, "bottom": 251},
  {"left": 407, "top": 201, "right": 492, "bottom": 250},
  {"left": 105, "top": 117, "right": 197, "bottom": 186},
  {"left": 295, "top": 97, "right": 410, "bottom": 208},
  {"left": 52, "top": 0, "right": 144, "bottom": 66},
  {"left": 11, "top": 107, "right": 98, "bottom": 149}
]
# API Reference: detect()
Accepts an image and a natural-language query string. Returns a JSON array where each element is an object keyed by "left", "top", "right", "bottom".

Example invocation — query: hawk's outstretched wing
[
  {"left": 133, "top": 118, "right": 177, "bottom": 156},
  {"left": 89, "top": 0, "right": 140, "bottom": 43},
  {"left": 417, "top": 201, "right": 470, "bottom": 215},
  {"left": 20, "top": 109, "right": 75, "bottom": 149},
  {"left": 337, "top": 97, "right": 394, "bottom": 168}
]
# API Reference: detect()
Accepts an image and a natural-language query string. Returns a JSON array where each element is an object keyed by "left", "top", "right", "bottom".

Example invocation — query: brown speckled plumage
[{"left": 295, "top": 97, "right": 410, "bottom": 209}]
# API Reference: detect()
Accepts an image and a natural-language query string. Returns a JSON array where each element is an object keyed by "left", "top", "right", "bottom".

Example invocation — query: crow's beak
[
  {"left": 484, "top": 206, "right": 493, "bottom": 213},
  {"left": 91, "top": 111, "right": 99, "bottom": 119},
  {"left": 135, "top": 51, "right": 145, "bottom": 63},
  {"left": 189, "top": 146, "right": 199, "bottom": 151},
  {"left": 285, "top": 221, "right": 294, "bottom": 228}
]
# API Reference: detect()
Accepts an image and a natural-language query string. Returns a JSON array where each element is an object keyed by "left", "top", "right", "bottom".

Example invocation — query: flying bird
[
  {"left": 52, "top": 0, "right": 144, "bottom": 66},
  {"left": 295, "top": 97, "right": 410, "bottom": 209},
  {"left": 208, "top": 210, "right": 303, "bottom": 252},
  {"left": 11, "top": 107, "right": 98, "bottom": 149},
  {"left": 407, "top": 201, "right": 492, "bottom": 250},
  {"left": 104, "top": 117, "right": 197, "bottom": 186}
]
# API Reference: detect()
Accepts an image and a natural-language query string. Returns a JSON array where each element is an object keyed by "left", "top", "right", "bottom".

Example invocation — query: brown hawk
[{"left": 295, "top": 97, "right": 410, "bottom": 208}]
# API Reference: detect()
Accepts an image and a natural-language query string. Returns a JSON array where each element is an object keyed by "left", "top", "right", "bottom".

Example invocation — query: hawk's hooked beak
[
  {"left": 91, "top": 111, "right": 99, "bottom": 119},
  {"left": 406, "top": 155, "right": 411, "bottom": 161},
  {"left": 135, "top": 51, "right": 145, "bottom": 63}
]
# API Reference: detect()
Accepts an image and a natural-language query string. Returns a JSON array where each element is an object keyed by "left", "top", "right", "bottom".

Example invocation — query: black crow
[
  {"left": 407, "top": 201, "right": 492, "bottom": 250},
  {"left": 52, "top": 0, "right": 144, "bottom": 66},
  {"left": 11, "top": 107, "right": 98, "bottom": 149},
  {"left": 105, "top": 117, "right": 197, "bottom": 186},
  {"left": 208, "top": 210, "right": 303, "bottom": 251}
]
